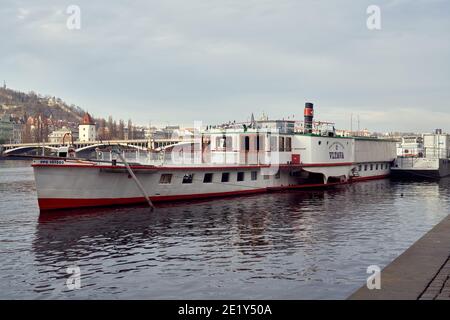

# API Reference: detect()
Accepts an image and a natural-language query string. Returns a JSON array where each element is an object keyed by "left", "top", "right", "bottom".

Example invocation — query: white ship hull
[
  {"left": 33, "top": 160, "right": 391, "bottom": 211},
  {"left": 392, "top": 158, "right": 450, "bottom": 179}
]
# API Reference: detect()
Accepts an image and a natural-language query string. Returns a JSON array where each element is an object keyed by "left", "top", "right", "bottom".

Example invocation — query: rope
[{"left": 112, "top": 150, "right": 155, "bottom": 211}]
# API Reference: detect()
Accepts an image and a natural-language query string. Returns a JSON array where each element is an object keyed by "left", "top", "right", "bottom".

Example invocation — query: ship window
[
  {"left": 216, "top": 136, "right": 233, "bottom": 151},
  {"left": 370, "top": 164, "right": 374, "bottom": 171},
  {"left": 237, "top": 172, "right": 245, "bottom": 181},
  {"left": 203, "top": 173, "right": 213, "bottom": 183},
  {"left": 270, "top": 136, "right": 278, "bottom": 151},
  {"left": 286, "top": 137, "right": 292, "bottom": 152},
  {"left": 251, "top": 171, "right": 258, "bottom": 181},
  {"left": 221, "top": 172, "right": 230, "bottom": 182},
  {"left": 263, "top": 174, "right": 270, "bottom": 180},
  {"left": 279, "top": 137, "right": 285, "bottom": 151},
  {"left": 244, "top": 136, "right": 250, "bottom": 151},
  {"left": 182, "top": 174, "right": 194, "bottom": 184},
  {"left": 159, "top": 174, "right": 172, "bottom": 184},
  {"left": 364, "top": 165, "right": 368, "bottom": 171},
  {"left": 226, "top": 137, "right": 233, "bottom": 151},
  {"left": 358, "top": 165, "right": 362, "bottom": 171},
  {"left": 275, "top": 170, "right": 280, "bottom": 179},
  {"left": 376, "top": 164, "right": 379, "bottom": 170}
]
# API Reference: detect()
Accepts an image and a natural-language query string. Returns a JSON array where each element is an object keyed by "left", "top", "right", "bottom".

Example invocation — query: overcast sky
[{"left": 1, "top": 0, "right": 449, "bottom": 132}]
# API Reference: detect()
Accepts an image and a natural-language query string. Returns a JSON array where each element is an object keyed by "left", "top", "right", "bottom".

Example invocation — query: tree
[
  {"left": 127, "top": 119, "right": 133, "bottom": 140},
  {"left": 118, "top": 120, "right": 125, "bottom": 140},
  {"left": 112, "top": 120, "right": 118, "bottom": 140},
  {"left": 107, "top": 116, "right": 113, "bottom": 140},
  {"left": 97, "top": 118, "right": 107, "bottom": 140}
]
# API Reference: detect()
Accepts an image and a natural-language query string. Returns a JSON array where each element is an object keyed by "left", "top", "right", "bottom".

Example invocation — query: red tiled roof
[{"left": 81, "top": 113, "right": 95, "bottom": 125}]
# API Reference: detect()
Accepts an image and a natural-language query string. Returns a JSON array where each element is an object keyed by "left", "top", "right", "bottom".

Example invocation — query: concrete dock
[{"left": 349, "top": 214, "right": 450, "bottom": 300}]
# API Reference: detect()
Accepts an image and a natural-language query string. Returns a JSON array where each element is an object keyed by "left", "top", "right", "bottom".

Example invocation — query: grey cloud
[{"left": 1, "top": 0, "right": 449, "bottom": 131}]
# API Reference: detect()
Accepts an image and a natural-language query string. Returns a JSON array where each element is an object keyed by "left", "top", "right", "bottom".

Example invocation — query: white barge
[
  {"left": 32, "top": 103, "right": 396, "bottom": 211},
  {"left": 392, "top": 130, "right": 450, "bottom": 179}
]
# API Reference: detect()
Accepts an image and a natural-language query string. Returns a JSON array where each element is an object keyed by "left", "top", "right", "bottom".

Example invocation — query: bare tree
[
  {"left": 127, "top": 119, "right": 133, "bottom": 140},
  {"left": 118, "top": 120, "right": 125, "bottom": 140}
]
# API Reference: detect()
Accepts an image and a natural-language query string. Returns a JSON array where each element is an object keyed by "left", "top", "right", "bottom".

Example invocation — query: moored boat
[
  {"left": 392, "top": 130, "right": 450, "bottom": 179},
  {"left": 32, "top": 103, "right": 396, "bottom": 211}
]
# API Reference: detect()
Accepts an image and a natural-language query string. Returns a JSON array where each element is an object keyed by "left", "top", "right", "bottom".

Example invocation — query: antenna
[
  {"left": 357, "top": 115, "right": 360, "bottom": 135},
  {"left": 350, "top": 113, "right": 353, "bottom": 133}
]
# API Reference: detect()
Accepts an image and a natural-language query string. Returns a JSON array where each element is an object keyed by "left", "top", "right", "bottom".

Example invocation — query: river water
[{"left": 0, "top": 160, "right": 449, "bottom": 299}]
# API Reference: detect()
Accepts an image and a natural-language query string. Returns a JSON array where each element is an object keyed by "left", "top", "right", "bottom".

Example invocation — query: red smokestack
[{"left": 304, "top": 102, "right": 314, "bottom": 134}]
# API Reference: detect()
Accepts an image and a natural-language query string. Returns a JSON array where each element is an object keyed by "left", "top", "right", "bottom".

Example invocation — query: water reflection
[{"left": 30, "top": 178, "right": 450, "bottom": 299}]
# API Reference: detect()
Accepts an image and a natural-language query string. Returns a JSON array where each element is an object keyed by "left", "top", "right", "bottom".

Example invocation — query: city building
[
  {"left": 0, "top": 114, "right": 14, "bottom": 144},
  {"left": 48, "top": 127, "right": 79, "bottom": 144},
  {"left": 79, "top": 113, "right": 96, "bottom": 142},
  {"left": 0, "top": 114, "right": 22, "bottom": 144}
]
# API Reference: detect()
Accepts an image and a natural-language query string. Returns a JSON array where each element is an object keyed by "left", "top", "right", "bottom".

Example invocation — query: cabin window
[
  {"left": 182, "top": 174, "right": 194, "bottom": 184},
  {"left": 275, "top": 170, "right": 280, "bottom": 179},
  {"left": 221, "top": 172, "right": 230, "bottom": 182},
  {"left": 263, "top": 174, "right": 270, "bottom": 180},
  {"left": 364, "top": 165, "right": 368, "bottom": 171},
  {"left": 376, "top": 164, "right": 379, "bottom": 170},
  {"left": 226, "top": 136, "right": 233, "bottom": 151},
  {"left": 244, "top": 136, "right": 250, "bottom": 151},
  {"left": 203, "top": 173, "right": 213, "bottom": 183},
  {"left": 216, "top": 136, "right": 233, "bottom": 151},
  {"left": 285, "top": 137, "right": 292, "bottom": 152},
  {"left": 237, "top": 172, "right": 245, "bottom": 181},
  {"left": 358, "top": 165, "right": 362, "bottom": 171},
  {"left": 370, "top": 164, "right": 374, "bottom": 171},
  {"left": 279, "top": 137, "right": 285, "bottom": 151},
  {"left": 270, "top": 136, "right": 278, "bottom": 151},
  {"left": 251, "top": 171, "right": 258, "bottom": 181},
  {"left": 159, "top": 174, "right": 172, "bottom": 184}
]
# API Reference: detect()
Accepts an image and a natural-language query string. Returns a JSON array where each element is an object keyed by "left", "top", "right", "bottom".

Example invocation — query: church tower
[{"left": 79, "top": 112, "right": 97, "bottom": 142}]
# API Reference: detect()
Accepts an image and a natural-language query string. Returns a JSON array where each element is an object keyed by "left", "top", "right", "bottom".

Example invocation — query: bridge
[{"left": 0, "top": 138, "right": 186, "bottom": 156}]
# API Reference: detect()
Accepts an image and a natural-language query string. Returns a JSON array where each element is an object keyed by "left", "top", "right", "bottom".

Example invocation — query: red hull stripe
[
  {"left": 38, "top": 188, "right": 267, "bottom": 210},
  {"left": 302, "top": 162, "right": 353, "bottom": 167},
  {"left": 351, "top": 174, "right": 390, "bottom": 182},
  {"left": 37, "top": 174, "right": 390, "bottom": 211}
]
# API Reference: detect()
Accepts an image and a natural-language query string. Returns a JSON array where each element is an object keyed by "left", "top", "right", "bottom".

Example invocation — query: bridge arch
[
  {"left": 4, "top": 146, "right": 59, "bottom": 155},
  {"left": 75, "top": 143, "right": 148, "bottom": 153}
]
